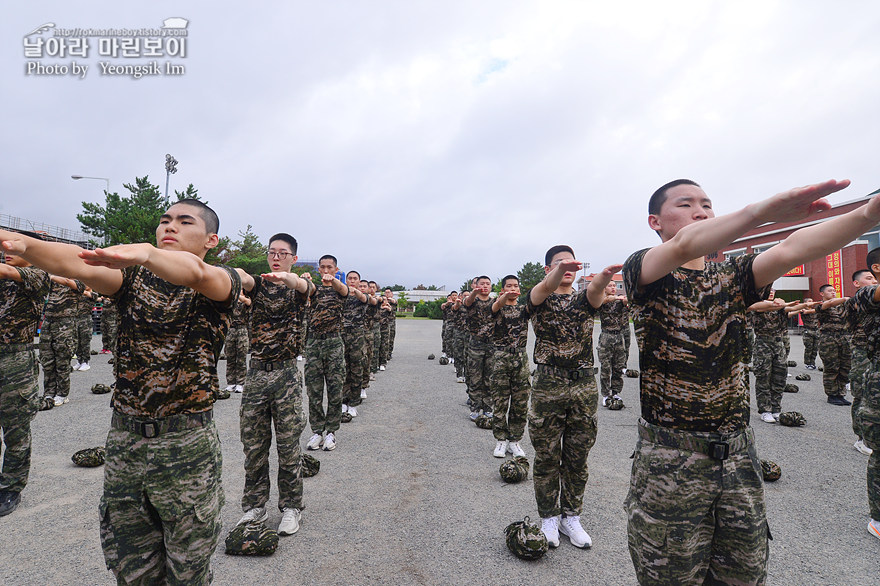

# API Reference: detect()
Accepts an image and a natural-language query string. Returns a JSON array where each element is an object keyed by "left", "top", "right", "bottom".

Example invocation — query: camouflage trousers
[
  {"left": 0, "top": 349, "right": 40, "bottom": 493},
  {"left": 241, "top": 362, "right": 305, "bottom": 512},
  {"left": 75, "top": 313, "right": 93, "bottom": 364},
  {"left": 225, "top": 326, "right": 249, "bottom": 387},
  {"left": 101, "top": 307, "right": 118, "bottom": 354},
  {"left": 467, "top": 340, "right": 494, "bottom": 412},
  {"left": 851, "top": 344, "right": 869, "bottom": 440},
  {"left": 626, "top": 420, "right": 769, "bottom": 585},
  {"left": 453, "top": 330, "right": 468, "bottom": 378},
  {"left": 623, "top": 322, "right": 632, "bottom": 363},
  {"left": 305, "top": 335, "right": 345, "bottom": 435},
  {"left": 818, "top": 332, "right": 851, "bottom": 397},
  {"left": 746, "top": 327, "right": 755, "bottom": 365},
  {"left": 388, "top": 318, "right": 396, "bottom": 359},
  {"left": 362, "top": 326, "right": 375, "bottom": 389},
  {"left": 753, "top": 335, "right": 787, "bottom": 414},
  {"left": 528, "top": 367, "right": 598, "bottom": 518},
  {"left": 371, "top": 324, "right": 381, "bottom": 373},
  {"left": 441, "top": 322, "right": 451, "bottom": 355},
  {"left": 379, "top": 322, "right": 390, "bottom": 366},
  {"left": 100, "top": 419, "right": 223, "bottom": 585},
  {"left": 858, "top": 363, "right": 880, "bottom": 520},
  {"left": 803, "top": 328, "right": 818, "bottom": 367},
  {"left": 39, "top": 317, "right": 75, "bottom": 398},
  {"left": 598, "top": 330, "right": 626, "bottom": 397},
  {"left": 490, "top": 349, "right": 531, "bottom": 442},
  {"left": 342, "top": 327, "right": 366, "bottom": 407}
]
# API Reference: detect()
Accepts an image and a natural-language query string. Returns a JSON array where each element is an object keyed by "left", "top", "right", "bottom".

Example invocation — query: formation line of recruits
[{"left": 2, "top": 177, "right": 879, "bottom": 584}]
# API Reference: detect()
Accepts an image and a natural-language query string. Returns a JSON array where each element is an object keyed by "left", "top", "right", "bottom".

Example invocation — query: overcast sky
[{"left": 4, "top": 1, "right": 879, "bottom": 289}]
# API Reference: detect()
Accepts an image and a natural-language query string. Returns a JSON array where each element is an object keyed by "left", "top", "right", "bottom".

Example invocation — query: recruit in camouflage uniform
[
  {"left": 377, "top": 296, "right": 391, "bottom": 369},
  {"left": 224, "top": 296, "right": 250, "bottom": 391},
  {"left": 624, "top": 247, "right": 771, "bottom": 585},
  {"left": 489, "top": 281, "right": 532, "bottom": 455},
  {"left": 100, "top": 297, "right": 118, "bottom": 355},
  {"left": 74, "top": 286, "right": 98, "bottom": 369},
  {"left": 342, "top": 273, "right": 372, "bottom": 411},
  {"left": 238, "top": 253, "right": 313, "bottom": 532},
  {"left": 801, "top": 304, "right": 819, "bottom": 368},
  {"left": 465, "top": 278, "right": 496, "bottom": 416},
  {"left": 441, "top": 293, "right": 457, "bottom": 357},
  {"left": 816, "top": 292, "right": 852, "bottom": 402},
  {"left": 597, "top": 288, "right": 627, "bottom": 403},
  {"left": 304, "top": 257, "right": 348, "bottom": 447},
  {"left": 39, "top": 278, "right": 84, "bottom": 402},
  {"left": 384, "top": 290, "right": 397, "bottom": 361},
  {"left": 750, "top": 304, "right": 789, "bottom": 417},
  {"left": 361, "top": 284, "right": 379, "bottom": 390},
  {"left": 0, "top": 257, "right": 50, "bottom": 516},
  {"left": 847, "top": 270, "right": 879, "bottom": 450},
  {"left": 368, "top": 282, "right": 382, "bottom": 374},
  {"left": 452, "top": 300, "right": 469, "bottom": 381}
]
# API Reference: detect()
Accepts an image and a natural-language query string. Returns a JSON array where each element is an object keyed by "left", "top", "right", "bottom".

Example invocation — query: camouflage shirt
[
  {"left": 248, "top": 276, "right": 310, "bottom": 361},
  {"left": 801, "top": 311, "right": 818, "bottom": 329},
  {"left": 599, "top": 299, "right": 625, "bottom": 333},
  {"left": 44, "top": 279, "right": 85, "bottom": 319},
  {"left": 816, "top": 303, "right": 848, "bottom": 332},
  {"left": 623, "top": 249, "right": 769, "bottom": 433},
  {"left": 493, "top": 303, "right": 531, "bottom": 350},
  {"left": 751, "top": 308, "right": 788, "bottom": 337},
  {"left": 76, "top": 288, "right": 99, "bottom": 317},
  {"left": 112, "top": 265, "right": 241, "bottom": 418},
  {"left": 466, "top": 297, "right": 495, "bottom": 343},
  {"left": 848, "top": 286, "right": 880, "bottom": 358},
  {"left": 230, "top": 296, "right": 250, "bottom": 329},
  {"left": 846, "top": 295, "right": 871, "bottom": 346},
  {"left": 527, "top": 288, "right": 598, "bottom": 370},
  {"left": 380, "top": 298, "right": 397, "bottom": 325},
  {"left": 451, "top": 305, "right": 467, "bottom": 329},
  {"left": 364, "top": 296, "right": 379, "bottom": 329},
  {"left": 0, "top": 267, "right": 50, "bottom": 346},
  {"left": 308, "top": 284, "right": 347, "bottom": 336},
  {"left": 342, "top": 295, "right": 368, "bottom": 328}
]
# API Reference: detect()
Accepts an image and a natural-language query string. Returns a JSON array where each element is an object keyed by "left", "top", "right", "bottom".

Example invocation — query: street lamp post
[
  {"left": 164, "top": 154, "right": 178, "bottom": 198},
  {"left": 71, "top": 175, "right": 110, "bottom": 193}
]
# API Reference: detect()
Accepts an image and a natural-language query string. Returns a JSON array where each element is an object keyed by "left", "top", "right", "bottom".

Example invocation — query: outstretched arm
[
  {"left": 586, "top": 264, "right": 623, "bottom": 308},
  {"left": 529, "top": 259, "right": 582, "bottom": 306}
]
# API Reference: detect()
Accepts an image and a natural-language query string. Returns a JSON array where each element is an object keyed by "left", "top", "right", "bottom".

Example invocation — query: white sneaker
[
  {"left": 349, "top": 406, "right": 358, "bottom": 417},
  {"left": 612, "top": 394, "right": 621, "bottom": 401},
  {"left": 278, "top": 507, "right": 301, "bottom": 536},
  {"left": 457, "top": 376, "right": 465, "bottom": 383},
  {"left": 360, "top": 389, "right": 367, "bottom": 399},
  {"left": 234, "top": 385, "right": 244, "bottom": 393},
  {"left": 854, "top": 439, "right": 874, "bottom": 456},
  {"left": 493, "top": 440, "right": 509, "bottom": 458},
  {"left": 306, "top": 433, "right": 323, "bottom": 450},
  {"left": 369, "top": 373, "right": 376, "bottom": 381},
  {"left": 559, "top": 515, "right": 592, "bottom": 548},
  {"left": 541, "top": 516, "right": 560, "bottom": 548},
  {"left": 78, "top": 362, "right": 90, "bottom": 371},
  {"left": 297, "top": 355, "right": 303, "bottom": 361},
  {"left": 441, "top": 352, "right": 447, "bottom": 359},
  {"left": 342, "top": 404, "right": 348, "bottom": 413},
  {"left": 509, "top": 442, "right": 526, "bottom": 458},
  {"left": 53, "top": 396, "right": 68, "bottom": 406},
  {"left": 449, "top": 358, "right": 454, "bottom": 365},
  {"left": 379, "top": 365, "right": 386, "bottom": 371},
  {"left": 470, "top": 411, "right": 479, "bottom": 421},
  {"left": 225, "top": 385, "right": 235, "bottom": 392},
  {"left": 869, "top": 519, "right": 880, "bottom": 541},
  {"left": 237, "top": 507, "right": 268, "bottom": 526},
  {"left": 760, "top": 412, "right": 776, "bottom": 424},
  {"left": 601, "top": 396, "right": 609, "bottom": 407},
  {"left": 323, "top": 432, "right": 336, "bottom": 451}
]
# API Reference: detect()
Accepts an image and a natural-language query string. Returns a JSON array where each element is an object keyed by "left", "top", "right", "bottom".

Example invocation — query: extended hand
[{"left": 79, "top": 244, "right": 152, "bottom": 269}]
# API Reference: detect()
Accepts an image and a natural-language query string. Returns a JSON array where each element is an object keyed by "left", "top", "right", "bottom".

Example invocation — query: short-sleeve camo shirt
[
  {"left": 623, "top": 249, "right": 769, "bottom": 433},
  {"left": 76, "top": 288, "right": 98, "bottom": 317},
  {"left": 0, "top": 267, "right": 51, "bottom": 345},
  {"left": 493, "top": 303, "right": 531, "bottom": 350},
  {"left": 343, "top": 295, "right": 368, "bottom": 328},
  {"left": 364, "top": 296, "right": 379, "bottom": 329},
  {"left": 247, "top": 276, "right": 309, "bottom": 361},
  {"left": 817, "top": 303, "right": 847, "bottom": 332},
  {"left": 112, "top": 265, "right": 241, "bottom": 418},
  {"left": 599, "top": 299, "right": 625, "bottom": 333},
  {"left": 751, "top": 308, "right": 787, "bottom": 337},
  {"left": 44, "top": 279, "right": 85, "bottom": 319},
  {"left": 230, "top": 296, "right": 250, "bottom": 329},
  {"left": 848, "top": 286, "right": 880, "bottom": 358},
  {"left": 846, "top": 294, "right": 872, "bottom": 346},
  {"left": 308, "top": 284, "right": 346, "bottom": 336},
  {"left": 527, "top": 288, "right": 598, "bottom": 370},
  {"left": 801, "top": 311, "right": 818, "bottom": 329},
  {"left": 466, "top": 297, "right": 495, "bottom": 343}
]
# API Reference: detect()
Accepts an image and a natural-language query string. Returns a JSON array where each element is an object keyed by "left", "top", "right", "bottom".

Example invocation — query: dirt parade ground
[{"left": 1, "top": 319, "right": 875, "bottom": 585}]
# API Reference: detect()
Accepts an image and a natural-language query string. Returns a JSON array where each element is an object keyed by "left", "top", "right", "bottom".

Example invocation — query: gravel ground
[{"left": 1, "top": 320, "right": 876, "bottom": 585}]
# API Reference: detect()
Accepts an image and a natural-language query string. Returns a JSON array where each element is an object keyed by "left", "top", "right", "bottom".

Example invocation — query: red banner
[
  {"left": 784, "top": 265, "right": 805, "bottom": 276},
  {"left": 826, "top": 251, "right": 843, "bottom": 297}
]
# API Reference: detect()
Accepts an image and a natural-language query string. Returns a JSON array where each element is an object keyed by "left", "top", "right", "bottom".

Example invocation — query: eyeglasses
[{"left": 267, "top": 251, "right": 293, "bottom": 259}]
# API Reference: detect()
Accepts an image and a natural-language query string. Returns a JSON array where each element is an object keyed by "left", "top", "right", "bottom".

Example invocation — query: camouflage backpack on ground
[
  {"left": 779, "top": 411, "right": 806, "bottom": 427},
  {"left": 787, "top": 360, "right": 797, "bottom": 367},
  {"left": 499, "top": 456, "right": 530, "bottom": 483},
  {"left": 505, "top": 516, "right": 548, "bottom": 560},
  {"left": 215, "top": 388, "right": 231, "bottom": 400},
  {"left": 783, "top": 384, "right": 799, "bottom": 393},
  {"left": 607, "top": 397, "right": 625, "bottom": 410},
  {"left": 341, "top": 412, "right": 353, "bottom": 423},
  {"left": 761, "top": 459, "right": 781, "bottom": 482},
  {"left": 72, "top": 446, "right": 106, "bottom": 467},
  {"left": 224, "top": 521, "right": 278, "bottom": 556},
  {"left": 795, "top": 374, "right": 811, "bottom": 381},
  {"left": 91, "top": 383, "right": 112, "bottom": 394},
  {"left": 302, "top": 454, "right": 320, "bottom": 478},
  {"left": 428, "top": 354, "right": 435, "bottom": 360},
  {"left": 40, "top": 396, "right": 54, "bottom": 411},
  {"left": 90, "top": 349, "right": 99, "bottom": 355},
  {"left": 439, "top": 356, "right": 449, "bottom": 365},
  {"left": 625, "top": 369, "right": 639, "bottom": 378},
  {"left": 474, "top": 414, "right": 493, "bottom": 430}
]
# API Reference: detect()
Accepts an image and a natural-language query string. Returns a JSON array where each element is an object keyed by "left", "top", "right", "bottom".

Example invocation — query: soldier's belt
[
  {"left": 308, "top": 331, "right": 341, "bottom": 341},
  {"left": 111, "top": 410, "right": 213, "bottom": 439},
  {"left": 250, "top": 358, "right": 294, "bottom": 372},
  {"left": 468, "top": 337, "right": 492, "bottom": 348},
  {"left": 494, "top": 346, "right": 528, "bottom": 355},
  {"left": 535, "top": 363, "right": 596, "bottom": 381},
  {"left": 0, "top": 343, "right": 34, "bottom": 354},
  {"left": 637, "top": 418, "right": 752, "bottom": 462}
]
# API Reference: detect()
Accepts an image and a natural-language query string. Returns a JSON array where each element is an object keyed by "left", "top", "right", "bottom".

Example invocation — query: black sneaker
[
  {"left": 838, "top": 396, "right": 852, "bottom": 406},
  {"left": 0, "top": 491, "right": 21, "bottom": 516}
]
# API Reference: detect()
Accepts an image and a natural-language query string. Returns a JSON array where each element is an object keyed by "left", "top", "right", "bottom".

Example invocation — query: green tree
[
  {"left": 78, "top": 176, "right": 168, "bottom": 246},
  {"left": 517, "top": 261, "right": 545, "bottom": 293},
  {"left": 291, "top": 264, "right": 319, "bottom": 282},
  {"left": 387, "top": 284, "right": 406, "bottom": 291},
  {"left": 222, "top": 225, "right": 270, "bottom": 275},
  {"left": 397, "top": 291, "right": 410, "bottom": 312}
]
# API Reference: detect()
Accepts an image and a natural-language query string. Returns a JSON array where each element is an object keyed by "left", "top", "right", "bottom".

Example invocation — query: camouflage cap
[
  {"left": 224, "top": 521, "right": 279, "bottom": 556},
  {"left": 428, "top": 354, "right": 436, "bottom": 360},
  {"left": 341, "top": 412, "right": 353, "bottom": 423},
  {"left": 761, "top": 459, "right": 782, "bottom": 482},
  {"left": 91, "top": 383, "right": 112, "bottom": 395},
  {"left": 215, "top": 388, "right": 231, "bottom": 400},
  {"left": 783, "top": 384, "right": 799, "bottom": 393},
  {"left": 607, "top": 397, "right": 625, "bottom": 410},
  {"left": 40, "top": 396, "right": 54, "bottom": 411},
  {"left": 499, "top": 456, "right": 530, "bottom": 483},
  {"left": 438, "top": 356, "right": 449, "bottom": 365},
  {"left": 818, "top": 366, "right": 824, "bottom": 371},
  {"left": 778, "top": 411, "right": 806, "bottom": 427},
  {"left": 795, "top": 374, "right": 811, "bottom": 381},
  {"left": 72, "top": 446, "right": 106, "bottom": 467},
  {"left": 625, "top": 369, "right": 639, "bottom": 378},
  {"left": 90, "top": 349, "right": 99, "bottom": 355},
  {"left": 505, "top": 516, "right": 548, "bottom": 560},
  {"left": 787, "top": 360, "right": 797, "bottom": 367},
  {"left": 302, "top": 454, "right": 320, "bottom": 478},
  {"left": 474, "top": 414, "right": 493, "bottom": 430}
]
